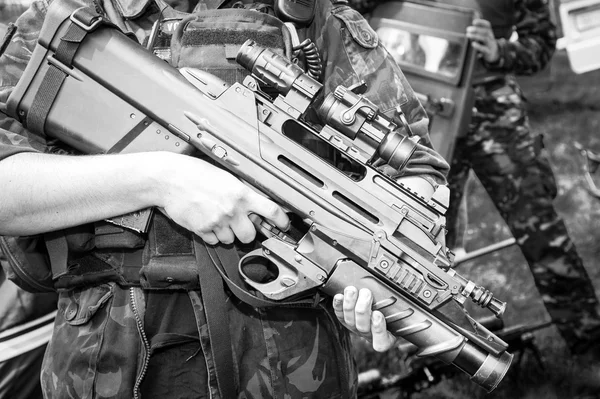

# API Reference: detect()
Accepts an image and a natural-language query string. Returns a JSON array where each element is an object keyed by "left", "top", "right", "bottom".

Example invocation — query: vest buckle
[{"left": 70, "top": 7, "right": 103, "bottom": 32}]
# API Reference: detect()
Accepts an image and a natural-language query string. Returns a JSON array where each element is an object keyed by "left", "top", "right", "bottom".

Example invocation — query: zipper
[
  {"left": 0, "top": 237, "right": 54, "bottom": 292},
  {"left": 130, "top": 287, "right": 151, "bottom": 399}
]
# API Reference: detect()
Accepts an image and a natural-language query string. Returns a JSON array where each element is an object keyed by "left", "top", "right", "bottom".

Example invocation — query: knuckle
[
  {"left": 356, "top": 323, "right": 370, "bottom": 334},
  {"left": 355, "top": 306, "right": 369, "bottom": 316},
  {"left": 342, "top": 303, "right": 355, "bottom": 312}
]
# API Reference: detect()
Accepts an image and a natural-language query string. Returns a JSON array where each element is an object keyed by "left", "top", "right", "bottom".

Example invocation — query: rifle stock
[{"left": 7, "top": 8, "right": 513, "bottom": 391}]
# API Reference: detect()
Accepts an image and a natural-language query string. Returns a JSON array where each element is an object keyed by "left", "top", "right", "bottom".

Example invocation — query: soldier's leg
[{"left": 465, "top": 78, "right": 600, "bottom": 354}]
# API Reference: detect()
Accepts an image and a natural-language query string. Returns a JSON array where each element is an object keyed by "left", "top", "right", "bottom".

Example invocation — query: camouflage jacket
[
  {"left": 0, "top": 1, "right": 448, "bottom": 398},
  {"left": 482, "top": 0, "right": 557, "bottom": 76},
  {"left": 348, "top": 0, "right": 557, "bottom": 77}
]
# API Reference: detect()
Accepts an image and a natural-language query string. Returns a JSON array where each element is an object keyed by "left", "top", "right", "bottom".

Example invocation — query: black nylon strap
[
  {"left": 27, "top": 9, "right": 99, "bottom": 134},
  {"left": 193, "top": 238, "right": 237, "bottom": 399},
  {"left": 27, "top": 65, "right": 69, "bottom": 134}
]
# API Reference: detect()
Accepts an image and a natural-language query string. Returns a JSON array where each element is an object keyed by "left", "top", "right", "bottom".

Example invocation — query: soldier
[
  {"left": 0, "top": 0, "right": 449, "bottom": 398},
  {"left": 448, "top": 0, "right": 600, "bottom": 356}
]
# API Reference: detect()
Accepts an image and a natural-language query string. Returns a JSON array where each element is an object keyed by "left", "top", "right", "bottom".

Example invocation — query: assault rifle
[
  {"left": 7, "top": 7, "right": 513, "bottom": 391},
  {"left": 358, "top": 318, "right": 553, "bottom": 398}
]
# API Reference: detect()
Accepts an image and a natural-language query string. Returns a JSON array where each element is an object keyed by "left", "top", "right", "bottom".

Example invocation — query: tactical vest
[
  {"left": 2, "top": 0, "right": 312, "bottom": 293},
  {"left": 430, "top": 0, "right": 516, "bottom": 39}
]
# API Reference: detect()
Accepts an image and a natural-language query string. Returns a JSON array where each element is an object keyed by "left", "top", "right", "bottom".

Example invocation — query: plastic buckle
[{"left": 70, "top": 8, "right": 103, "bottom": 32}]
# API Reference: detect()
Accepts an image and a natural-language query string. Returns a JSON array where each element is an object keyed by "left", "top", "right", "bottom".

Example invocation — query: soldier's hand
[
  {"left": 158, "top": 154, "right": 289, "bottom": 245},
  {"left": 466, "top": 18, "right": 500, "bottom": 64},
  {"left": 333, "top": 287, "right": 398, "bottom": 352}
]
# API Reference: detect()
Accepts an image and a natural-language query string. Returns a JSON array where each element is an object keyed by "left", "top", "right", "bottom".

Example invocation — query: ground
[{"left": 354, "top": 50, "right": 600, "bottom": 399}]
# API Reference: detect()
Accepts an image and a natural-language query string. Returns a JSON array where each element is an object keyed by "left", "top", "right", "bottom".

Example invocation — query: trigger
[{"left": 250, "top": 215, "right": 297, "bottom": 244}]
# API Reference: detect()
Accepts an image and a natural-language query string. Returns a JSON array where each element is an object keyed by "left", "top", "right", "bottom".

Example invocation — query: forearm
[{"left": 0, "top": 151, "right": 168, "bottom": 235}]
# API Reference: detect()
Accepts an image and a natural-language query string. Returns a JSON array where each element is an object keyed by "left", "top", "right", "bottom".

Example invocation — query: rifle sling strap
[
  {"left": 27, "top": 7, "right": 103, "bottom": 134},
  {"left": 193, "top": 239, "right": 237, "bottom": 399}
]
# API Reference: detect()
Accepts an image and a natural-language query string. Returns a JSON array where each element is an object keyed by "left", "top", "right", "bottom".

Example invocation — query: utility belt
[{"left": 50, "top": 212, "right": 207, "bottom": 291}]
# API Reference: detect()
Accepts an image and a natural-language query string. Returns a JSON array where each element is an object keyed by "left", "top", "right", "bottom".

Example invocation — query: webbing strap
[
  {"left": 27, "top": 8, "right": 102, "bottom": 134},
  {"left": 193, "top": 238, "right": 237, "bottom": 399}
]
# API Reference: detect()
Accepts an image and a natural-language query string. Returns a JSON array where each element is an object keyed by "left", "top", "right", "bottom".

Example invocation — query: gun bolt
[
  {"left": 294, "top": 255, "right": 302, "bottom": 262},
  {"left": 379, "top": 260, "right": 389, "bottom": 269},
  {"left": 317, "top": 274, "right": 326, "bottom": 282}
]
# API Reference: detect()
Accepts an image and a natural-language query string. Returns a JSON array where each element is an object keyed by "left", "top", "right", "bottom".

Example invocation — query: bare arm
[{"left": 0, "top": 151, "right": 289, "bottom": 244}]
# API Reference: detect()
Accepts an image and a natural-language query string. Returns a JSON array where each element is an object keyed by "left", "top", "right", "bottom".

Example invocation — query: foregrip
[{"left": 321, "top": 260, "right": 512, "bottom": 393}]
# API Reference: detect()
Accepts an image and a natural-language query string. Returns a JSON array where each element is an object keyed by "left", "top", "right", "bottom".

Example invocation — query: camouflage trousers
[
  {"left": 446, "top": 76, "right": 600, "bottom": 354},
  {"left": 40, "top": 283, "right": 358, "bottom": 398}
]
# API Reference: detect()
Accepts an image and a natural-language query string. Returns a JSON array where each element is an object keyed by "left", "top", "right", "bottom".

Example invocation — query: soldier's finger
[
  {"left": 199, "top": 232, "right": 219, "bottom": 246},
  {"left": 471, "top": 18, "right": 492, "bottom": 28},
  {"left": 371, "top": 311, "right": 396, "bottom": 352},
  {"left": 466, "top": 29, "right": 489, "bottom": 43},
  {"left": 230, "top": 214, "right": 257, "bottom": 244},
  {"left": 333, "top": 294, "right": 345, "bottom": 321},
  {"left": 471, "top": 41, "right": 491, "bottom": 55},
  {"left": 213, "top": 226, "right": 235, "bottom": 244},
  {"left": 343, "top": 286, "right": 359, "bottom": 328},
  {"left": 248, "top": 193, "right": 290, "bottom": 232},
  {"left": 354, "top": 288, "right": 373, "bottom": 334}
]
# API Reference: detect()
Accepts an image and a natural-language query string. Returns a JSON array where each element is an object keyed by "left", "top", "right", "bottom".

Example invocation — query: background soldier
[{"left": 446, "top": 0, "right": 600, "bottom": 357}]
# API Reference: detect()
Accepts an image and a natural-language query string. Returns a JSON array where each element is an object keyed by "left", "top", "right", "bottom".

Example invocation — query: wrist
[
  {"left": 483, "top": 39, "right": 506, "bottom": 68},
  {"left": 130, "top": 151, "right": 183, "bottom": 208}
]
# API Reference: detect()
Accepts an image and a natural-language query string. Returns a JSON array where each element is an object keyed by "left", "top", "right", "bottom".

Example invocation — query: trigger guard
[
  {"left": 238, "top": 248, "right": 301, "bottom": 300},
  {"left": 238, "top": 244, "right": 326, "bottom": 301}
]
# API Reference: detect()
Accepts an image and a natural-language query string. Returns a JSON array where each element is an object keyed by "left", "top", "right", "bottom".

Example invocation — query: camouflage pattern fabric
[
  {"left": 0, "top": 0, "right": 449, "bottom": 398},
  {"left": 446, "top": 75, "right": 600, "bottom": 354},
  {"left": 42, "top": 283, "right": 358, "bottom": 398},
  {"left": 480, "top": 0, "right": 557, "bottom": 76}
]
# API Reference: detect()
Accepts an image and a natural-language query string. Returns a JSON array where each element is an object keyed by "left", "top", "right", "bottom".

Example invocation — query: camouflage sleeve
[
  {"left": 310, "top": 2, "right": 449, "bottom": 186},
  {"left": 0, "top": 0, "right": 56, "bottom": 161},
  {"left": 485, "top": 0, "right": 557, "bottom": 76}
]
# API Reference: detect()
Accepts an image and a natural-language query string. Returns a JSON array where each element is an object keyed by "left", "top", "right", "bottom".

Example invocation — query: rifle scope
[{"left": 237, "top": 40, "right": 419, "bottom": 171}]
